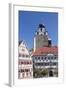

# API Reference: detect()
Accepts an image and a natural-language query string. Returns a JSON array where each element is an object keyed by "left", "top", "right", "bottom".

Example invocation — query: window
[
  {"left": 19, "top": 53, "right": 21, "bottom": 57},
  {"left": 21, "top": 61, "right": 23, "bottom": 64},
  {"left": 44, "top": 63, "right": 49, "bottom": 66},
  {"left": 54, "top": 56, "right": 57, "bottom": 59},
  {"left": 44, "top": 32, "right": 46, "bottom": 35},
  {"left": 40, "top": 28, "right": 42, "bottom": 31},
  {"left": 48, "top": 57, "right": 50, "bottom": 60},
  {"left": 26, "top": 55, "right": 29, "bottom": 58},
  {"left": 18, "top": 70, "right": 21, "bottom": 72},
  {"left": 35, "top": 57, "right": 37, "bottom": 59},
  {"left": 25, "top": 69, "right": 30, "bottom": 72},
  {"left": 52, "top": 62, "right": 57, "bottom": 66},
  {"left": 40, "top": 63, "right": 43, "bottom": 66},
  {"left": 22, "top": 54, "right": 25, "bottom": 57},
  {"left": 51, "top": 56, "right": 53, "bottom": 59},
  {"left": 38, "top": 57, "right": 40, "bottom": 59},
  {"left": 21, "top": 69, "right": 24, "bottom": 72},
  {"left": 35, "top": 63, "right": 43, "bottom": 66},
  {"left": 41, "top": 57, "right": 43, "bottom": 60},
  {"left": 44, "top": 57, "right": 47, "bottom": 59},
  {"left": 26, "top": 72, "right": 28, "bottom": 76}
]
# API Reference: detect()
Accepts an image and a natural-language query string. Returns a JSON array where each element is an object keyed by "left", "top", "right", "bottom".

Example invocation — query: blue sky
[{"left": 19, "top": 11, "right": 58, "bottom": 49}]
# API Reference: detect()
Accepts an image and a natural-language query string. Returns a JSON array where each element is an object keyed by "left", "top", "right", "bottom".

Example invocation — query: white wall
[{"left": 0, "top": 0, "right": 66, "bottom": 90}]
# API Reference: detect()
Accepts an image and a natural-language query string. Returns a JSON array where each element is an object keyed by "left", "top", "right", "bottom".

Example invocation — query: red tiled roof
[{"left": 32, "top": 46, "right": 58, "bottom": 56}]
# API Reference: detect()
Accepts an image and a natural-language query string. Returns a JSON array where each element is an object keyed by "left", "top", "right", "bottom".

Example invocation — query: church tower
[{"left": 34, "top": 24, "right": 52, "bottom": 52}]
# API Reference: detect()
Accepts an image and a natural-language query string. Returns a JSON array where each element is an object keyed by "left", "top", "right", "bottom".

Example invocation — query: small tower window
[
  {"left": 40, "top": 28, "right": 42, "bottom": 31},
  {"left": 37, "top": 32, "right": 39, "bottom": 35},
  {"left": 48, "top": 40, "right": 52, "bottom": 47}
]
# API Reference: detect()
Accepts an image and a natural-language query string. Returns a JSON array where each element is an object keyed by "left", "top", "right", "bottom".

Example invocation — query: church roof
[{"left": 32, "top": 46, "right": 58, "bottom": 56}]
